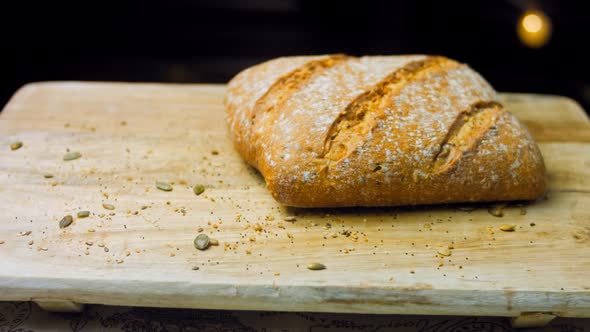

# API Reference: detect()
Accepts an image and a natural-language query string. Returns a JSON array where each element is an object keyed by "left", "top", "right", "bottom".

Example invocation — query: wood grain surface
[{"left": 0, "top": 82, "right": 589, "bottom": 317}]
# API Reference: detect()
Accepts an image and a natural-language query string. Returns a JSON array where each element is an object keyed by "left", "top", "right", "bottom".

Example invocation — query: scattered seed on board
[
  {"left": 193, "top": 184, "right": 205, "bottom": 196},
  {"left": 59, "top": 215, "right": 74, "bottom": 229},
  {"left": 488, "top": 204, "right": 506, "bottom": 217},
  {"left": 102, "top": 203, "right": 115, "bottom": 210},
  {"left": 156, "top": 181, "right": 173, "bottom": 192},
  {"left": 209, "top": 238, "right": 219, "bottom": 246},
  {"left": 194, "top": 233, "right": 210, "bottom": 250},
  {"left": 211, "top": 150, "right": 219, "bottom": 155},
  {"left": 499, "top": 224, "right": 516, "bottom": 232},
  {"left": 63, "top": 151, "right": 82, "bottom": 161},
  {"left": 307, "top": 263, "right": 326, "bottom": 271},
  {"left": 43, "top": 174, "right": 54, "bottom": 179},
  {"left": 437, "top": 248, "right": 452, "bottom": 256},
  {"left": 10, "top": 142, "right": 23, "bottom": 151},
  {"left": 77, "top": 211, "right": 90, "bottom": 218},
  {"left": 284, "top": 216, "right": 297, "bottom": 222}
]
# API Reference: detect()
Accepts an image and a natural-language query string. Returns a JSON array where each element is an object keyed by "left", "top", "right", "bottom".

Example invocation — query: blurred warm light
[
  {"left": 517, "top": 10, "right": 551, "bottom": 48},
  {"left": 523, "top": 13, "right": 543, "bottom": 33}
]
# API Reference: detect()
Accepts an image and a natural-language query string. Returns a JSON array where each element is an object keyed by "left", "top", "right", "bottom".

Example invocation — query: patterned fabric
[{"left": 0, "top": 301, "right": 586, "bottom": 332}]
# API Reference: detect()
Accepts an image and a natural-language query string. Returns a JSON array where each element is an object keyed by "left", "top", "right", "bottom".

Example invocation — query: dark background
[{"left": 2, "top": 0, "right": 590, "bottom": 114}]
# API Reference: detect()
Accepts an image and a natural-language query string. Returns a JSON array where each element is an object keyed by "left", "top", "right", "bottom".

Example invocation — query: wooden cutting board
[{"left": 1, "top": 82, "right": 589, "bottom": 322}]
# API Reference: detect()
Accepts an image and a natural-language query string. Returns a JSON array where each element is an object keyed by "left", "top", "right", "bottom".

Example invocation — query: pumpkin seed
[
  {"left": 499, "top": 224, "right": 516, "bottom": 232},
  {"left": 77, "top": 211, "right": 90, "bottom": 218},
  {"left": 63, "top": 151, "right": 81, "bottom": 161},
  {"left": 488, "top": 204, "right": 506, "bottom": 217},
  {"left": 59, "top": 215, "right": 73, "bottom": 229},
  {"left": 102, "top": 203, "right": 115, "bottom": 210},
  {"left": 43, "top": 174, "right": 54, "bottom": 179},
  {"left": 156, "top": 181, "right": 173, "bottom": 192},
  {"left": 284, "top": 216, "right": 297, "bottom": 222},
  {"left": 193, "top": 184, "right": 205, "bottom": 196},
  {"left": 194, "top": 233, "right": 210, "bottom": 250},
  {"left": 10, "top": 142, "right": 23, "bottom": 150},
  {"left": 307, "top": 263, "right": 326, "bottom": 271},
  {"left": 437, "top": 248, "right": 452, "bottom": 256}
]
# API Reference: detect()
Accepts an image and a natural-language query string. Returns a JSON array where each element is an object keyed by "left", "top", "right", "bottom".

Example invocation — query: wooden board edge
[
  {"left": 499, "top": 92, "right": 590, "bottom": 122},
  {"left": 1, "top": 276, "right": 589, "bottom": 318},
  {"left": 0, "top": 81, "right": 228, "bottom": 116}
]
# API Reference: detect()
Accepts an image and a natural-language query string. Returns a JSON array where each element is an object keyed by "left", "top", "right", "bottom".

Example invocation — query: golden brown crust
[{"left": 225, "top": 55, "right": 547, "bottom": 207}]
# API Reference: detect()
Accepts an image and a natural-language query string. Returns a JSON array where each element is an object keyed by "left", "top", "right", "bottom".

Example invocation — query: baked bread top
[{"left": 225, "top": 55, "right": 546, "bottom": 207}]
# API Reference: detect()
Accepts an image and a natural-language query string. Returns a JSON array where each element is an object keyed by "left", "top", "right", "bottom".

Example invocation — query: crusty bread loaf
[{"left": 225, "top": 55, "right": 546, "bottom": 207}]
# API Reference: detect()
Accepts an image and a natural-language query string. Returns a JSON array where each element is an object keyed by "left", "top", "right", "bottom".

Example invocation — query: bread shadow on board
[
  {"left": 243, "top": 165, "right": 547, "bottom": 223},
  {"left": 283, "top": 200, "right": 542, "bottom": 224}
]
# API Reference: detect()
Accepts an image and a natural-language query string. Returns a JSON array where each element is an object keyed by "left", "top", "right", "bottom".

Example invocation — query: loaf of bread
[{"left": 225, "top": 55, "right": 546, "bottom": 207}]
